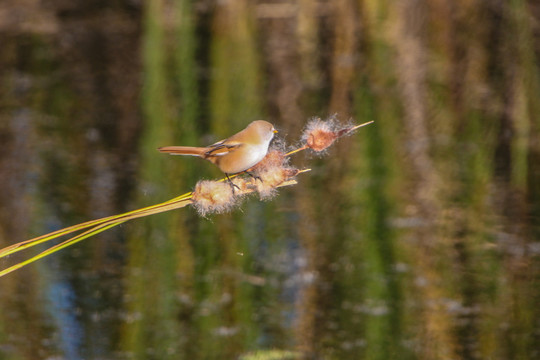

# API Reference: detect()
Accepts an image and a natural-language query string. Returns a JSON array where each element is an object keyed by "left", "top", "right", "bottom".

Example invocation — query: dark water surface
[{"left": 1, "top": 1, "right": 540, "bottom": 359}]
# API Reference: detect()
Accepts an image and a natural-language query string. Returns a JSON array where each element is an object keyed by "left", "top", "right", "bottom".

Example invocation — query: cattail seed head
[
  {"left": 250, "top": 149, "right": 287, "bottom": 172},
  {"left": 191, "top": 180, "right": 240, "bottom": 216},
  {"left": 254, "top": 166, "right": 299, "bottom": 199},
  {"left": 250, "top": 149, "right": 298, "bottom": 199},
  {"left": 302, "top": 118, "right": 340, "bottom": 152},
  {"left": 301, "top": 117, "right": 371, "bottom": 153}
]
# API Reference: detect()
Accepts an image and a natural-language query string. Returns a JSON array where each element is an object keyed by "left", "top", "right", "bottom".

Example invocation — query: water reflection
[
  {"left": 47, "top": 280, "right": 83, "bottom": 360},
  {"left": 1, "top": 0, "right": 540, "bottom": 359}
]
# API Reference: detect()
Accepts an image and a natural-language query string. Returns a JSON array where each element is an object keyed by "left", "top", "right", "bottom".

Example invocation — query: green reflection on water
[{"left": 1, "top": 0, "right": 540, "bottom": 359}]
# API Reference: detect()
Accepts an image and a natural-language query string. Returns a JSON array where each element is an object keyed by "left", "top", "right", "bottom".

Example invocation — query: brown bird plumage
[{"left": 158, "top": 120, "right": 277, "bottom": 175}]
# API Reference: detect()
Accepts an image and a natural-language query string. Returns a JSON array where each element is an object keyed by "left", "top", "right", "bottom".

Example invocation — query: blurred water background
[{"left": 1, "top": 0, "right": 540, "bottom": 359}]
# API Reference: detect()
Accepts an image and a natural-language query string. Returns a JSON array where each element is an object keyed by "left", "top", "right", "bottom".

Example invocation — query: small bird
[{"left": 158, "top": 120, "right": 278, "bottom": 179}]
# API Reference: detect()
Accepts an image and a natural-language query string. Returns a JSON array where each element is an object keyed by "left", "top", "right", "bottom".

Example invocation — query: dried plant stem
[
  {"left": 349, "top": 120, "right": 374, "bottom": 132},
  {"left": 286, "top": 145, "right": 309, "bottom": 156},
  {"left": 0, "top": 195, "right": 193, "bottom": 259},
  {"left": 0, "top": 222, "right": 125, "bottom": 277}
]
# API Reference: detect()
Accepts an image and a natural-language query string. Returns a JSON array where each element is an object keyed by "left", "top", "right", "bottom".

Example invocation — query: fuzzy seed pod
[
  {"left": 302, "top": 117, "right": 370, "bottom": 152},
  {"left": 250, "top": 150, "right": 298, "bottom": 199},
  {"left": 191, "top": 180, "right": 240, "bottom": 216},
  {"left": 302, "top": 118, "right": 340, "bottom": 152}
]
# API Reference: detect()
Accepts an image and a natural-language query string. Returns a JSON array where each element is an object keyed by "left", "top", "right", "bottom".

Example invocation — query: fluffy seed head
[
  {"left": 250, "top": 149, "right": 287, "bottom": 172},
  {"left": 301, "top": 117, "right": 368, "bottom": 153},
  {"left": 191, "top": 180, "right": 239, "bottom": 216},
  {"left": 251, "top": 149, "right": 298, "bottom": 199},
  {"left": 302, "top": 118, "right": 340, "bottom": 152},
  {"left": 255, "top": 167, "right": 299, "bottom": 199}
]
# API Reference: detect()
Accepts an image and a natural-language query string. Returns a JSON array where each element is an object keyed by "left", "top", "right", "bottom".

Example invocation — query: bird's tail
[{"left": 158, "top": 146, "right": 208, "bottom": 157}]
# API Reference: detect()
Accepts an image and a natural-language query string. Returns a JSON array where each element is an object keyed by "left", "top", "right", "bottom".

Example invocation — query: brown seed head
[
  {"left": 302, "top": 118, "right": 339, "bottom": 152},
  {"left": 250, "top": 149, "right": 287, "bottom": 172},
  {"left": 255, "top": 166, "right": 299, "bottom": 199},
  {"left": 249, "top": 149, "right": 298, "bottom": 199},
  {"left": 191, "top": 180, "right": 239, "bottom": 216}
]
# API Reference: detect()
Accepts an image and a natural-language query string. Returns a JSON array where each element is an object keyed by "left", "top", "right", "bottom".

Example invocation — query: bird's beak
[{"left": 273, "top": 129, "right": 278, "bottom": 134}]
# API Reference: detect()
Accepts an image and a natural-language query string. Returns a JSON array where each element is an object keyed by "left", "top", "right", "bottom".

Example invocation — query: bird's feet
[
  {"left": 225, "top": 174, "right": 241, "bottom": 194},
  {"left": 245, "top": 171, "right": 263, "bottom": 183}
]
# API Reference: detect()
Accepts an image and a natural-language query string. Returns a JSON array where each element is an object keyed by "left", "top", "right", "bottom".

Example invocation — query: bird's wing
[{"left": 203, "top": 140, "right": 242, "bottom": 158}]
